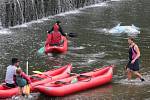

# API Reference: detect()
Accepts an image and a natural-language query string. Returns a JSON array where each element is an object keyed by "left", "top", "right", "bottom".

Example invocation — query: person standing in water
[
  {"left": 125, "top": 37, "right": 145, "bottom": 81},
  {"left": 15, "top": 67, "right": 31, "bottom": 96}
]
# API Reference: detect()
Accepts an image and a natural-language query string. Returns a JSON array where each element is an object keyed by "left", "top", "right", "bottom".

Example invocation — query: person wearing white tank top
[{"left": 5, "top": 58, "right": 20, "bottom": 88}]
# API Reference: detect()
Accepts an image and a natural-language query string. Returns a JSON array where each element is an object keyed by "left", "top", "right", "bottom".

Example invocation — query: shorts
[
  {"left": 127, "top": 59, "right": 140, "bottom": 71},
  {"left": 16, "top": 77, "right": 27, "bottom": 87},
  {"left": 6, "top": 83, "right": 16, "bottom": 88}
]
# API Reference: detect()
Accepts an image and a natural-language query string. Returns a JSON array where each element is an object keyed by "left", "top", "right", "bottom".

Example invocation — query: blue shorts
[
  {"left": 127, "top": 59, "right": 140, "bottom": 71},
  {"left": 16, "top": 77, "right": 27, "bottom": 87}
]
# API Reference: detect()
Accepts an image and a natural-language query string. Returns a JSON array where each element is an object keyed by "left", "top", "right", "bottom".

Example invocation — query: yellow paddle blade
[
  {"left": 37, "top": 47, "right": 45, "bottom": 54},
  {"left": 24, "top": 84, "right": 30, "bottom": 96},
  {"left": 32, "top": 71, "right": 43, "bottom": 74},
  {"left": 32, "top": 71, "right": 52, "bottom": 79}
]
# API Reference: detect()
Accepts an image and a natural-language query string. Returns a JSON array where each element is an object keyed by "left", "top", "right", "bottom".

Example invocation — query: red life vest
[{"left": 50, "top": 24, "right": 62, "bottom": 45}]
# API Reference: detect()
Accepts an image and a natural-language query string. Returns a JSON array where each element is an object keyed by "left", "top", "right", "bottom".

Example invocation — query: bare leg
[
  {"left": 18, "top": 87, "right": 22, "bottom": 95},
  {"left": 127, "top": 68, "right": 132, "bottom": 80},
  {"left": 133, "top": 71, "right": 142, "bottom": 78},
  {"left": 133, "top": 71, "right": 145, "bottom": 81}
]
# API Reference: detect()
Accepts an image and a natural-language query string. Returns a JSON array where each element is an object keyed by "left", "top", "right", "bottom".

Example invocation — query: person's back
[
  {"left": 5, "top": 58, "right": 19, "bottom": 88},
  {"left": 47, "top": 21, "right": 66, "bottom": 36},
  {"left": 5, "top": 65, "right": 16, "bottom": 84},
  {"left": 49, "top": 24, "right": 62, "bottom": 45}
]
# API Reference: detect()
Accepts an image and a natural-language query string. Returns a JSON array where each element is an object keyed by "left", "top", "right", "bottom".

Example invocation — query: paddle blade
[
  {"left": 53, "top": 66, "right": 61, "bottom": 68},
  {"left": 67, "top": 33, "right": 77, "bottom": 37},
  {"left": 37, "top": 47, "right": 45, "bottom": 54},
  {"left": 24, "top": 85, "right": 30, "bottom": 96},
  {"left": 32, "top": 71, "right": 43, "bottom": 74}
]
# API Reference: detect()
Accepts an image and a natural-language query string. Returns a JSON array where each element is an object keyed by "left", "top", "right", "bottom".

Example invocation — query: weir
[{"left": 0, "top": 0, "right": 105, "bottom": 28}]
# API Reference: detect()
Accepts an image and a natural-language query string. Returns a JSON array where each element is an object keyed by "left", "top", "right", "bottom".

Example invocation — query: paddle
[
  {"left": 30, "top": 75, "right": 43, "bottom": 80},
  {"left": 37, "top": 46, "right": 45, "bottom": 54},
  {"left": 24, "top": 84, "right": 30, "bottom": 96},
  {"left": 68, "top": 72, "right": 92, "bottom": 79},
  {"left": 53, "top": 74, "right": 91, "bottom": 85},
  {"left": 32, "top": 71, "right": 52, "bottom": 79},
  {"left": 53, "top": 81, "right": 69, "bottom": 85},
  {"left": 66, "top": 33, "right": 77, "bottom": 37}
]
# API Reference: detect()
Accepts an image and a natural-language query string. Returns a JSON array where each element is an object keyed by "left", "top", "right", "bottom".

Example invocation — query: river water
[{"left": 0, "top": 0, "right": 150, "bottom": 100}]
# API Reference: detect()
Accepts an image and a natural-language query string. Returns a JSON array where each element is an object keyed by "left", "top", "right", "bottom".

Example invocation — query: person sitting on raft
[
  {"left": 47, "top": 21, "right": 66, "bottom": 36},
  {"left": 45, "top": 21, "right": 67, "bottom": 46},
  {"left": 5, "top": 58, "right": 20, "bottom": 88}
]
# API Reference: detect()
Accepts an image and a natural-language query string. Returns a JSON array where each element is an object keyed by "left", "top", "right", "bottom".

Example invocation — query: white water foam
[
  {"left": 69, "top": 46, "right": 85, "bottom": 50},
  {"left": 56, "top": 2, "right": 108, "bottom": 17},
  {"left": 56, "top": 10, "right": 81, "bottom": 17},
  {"left": 80, "top": 2, "right": 108, "bottom": 10},
  {"left": 67, "top": 52, "right": 106, "bottom": 66},
  {"left": 0, "top": 28, "right": 12, "bottom": 35},
  {"left": 111, "top": 0, "right": 122, "bottom": 1},
  {"left": 87, "top": 59, "right": 96, "bottom": 64},
  {"left": 95, "top": 27, "right": 140, "bottom": 36},
  {"left": 115, "top": 75, "right": 150, "bottom": 86}
]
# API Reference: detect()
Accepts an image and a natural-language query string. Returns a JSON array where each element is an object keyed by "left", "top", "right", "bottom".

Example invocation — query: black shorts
[
  {"left": 127, "top": 59, "right": 140, "bottom": 71},
  {"left": 6, "top": 83, "right": 16, "bottom": 88}
]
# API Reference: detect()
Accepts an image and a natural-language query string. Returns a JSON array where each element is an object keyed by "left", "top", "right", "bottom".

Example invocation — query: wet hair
[
  {"left": 128, "top": 36, "right": 135, "bottom": 42},
  {"left": 11, "top": 58, "right": 19, "bottom": 65},
  {"left": 56, "top": 21, "right": 61, "bottom": 24},
  {"left": 16, "top": 68, "right": 22, "bottom": 75},
  {"left": 53, "top": 24, "right": 59, "bottom": 32}
]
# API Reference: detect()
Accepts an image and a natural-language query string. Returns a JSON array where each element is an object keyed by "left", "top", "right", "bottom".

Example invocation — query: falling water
[
  {"left": 16, "top": 0, "right": 24, "bottom": 23},
  {"left": 0, "top": 0, "right": 104, "bottom": 28}
]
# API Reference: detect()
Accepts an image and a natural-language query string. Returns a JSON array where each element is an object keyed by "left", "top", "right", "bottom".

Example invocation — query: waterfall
[
  {"left": 0, "top": 0, "right": 104, "bottom": 28},
  {"left": 31, "top": 0, "right": 37, "bottom": 19},
  {"left": 41, "top": 0, "right": 45, "bottom": 17},
  {"left": 0, "top": 21, "right": 2, "bottom": 29},
  {"left": 16, "top": 0, "right": 24, "bottom": 23}
]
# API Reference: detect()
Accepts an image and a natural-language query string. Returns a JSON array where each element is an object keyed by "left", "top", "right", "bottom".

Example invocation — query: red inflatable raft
[
  {"left": 0, "top": 64, "right": 72, "bottom": 98},
  {"left": 35, "top": 65, "right": 113, "bottom": 96},
  {"left": 45, "top": 36, "right": 68, "bottom": 54}
]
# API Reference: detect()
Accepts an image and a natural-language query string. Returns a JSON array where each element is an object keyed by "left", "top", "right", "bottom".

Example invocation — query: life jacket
[
  {"left": 50, "top": 24, "right": 62, "bottom": 45},
  {"left": 129, "top": 45, "right": 137, "bottom": 60},
  {"left": 131, "top": 45, "right": 137, "bottom": 60}
]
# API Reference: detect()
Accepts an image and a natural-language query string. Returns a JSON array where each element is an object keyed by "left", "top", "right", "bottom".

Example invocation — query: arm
[
  {"left": 21, "top": 72, "right": 31, "bottom": 84},
  {"left": 131, "top": 45, "right": 140, "bottom": 64},
  {"left": 59, "top": 26, "right": 66, "bottom": 36},
  {"left": 47, "top": 27, "right": 54, "bottom": 33}
]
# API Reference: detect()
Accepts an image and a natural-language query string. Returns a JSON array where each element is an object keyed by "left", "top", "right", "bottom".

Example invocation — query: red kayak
[
  {"left": 0, "top": 64, "right": 72, "bottom": 98},
  {"left": 35, "top": 65, "right": 113, "bottom": 96},
  {"left": 45, "top": 36, "right": 68, "bottom": 54}
]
